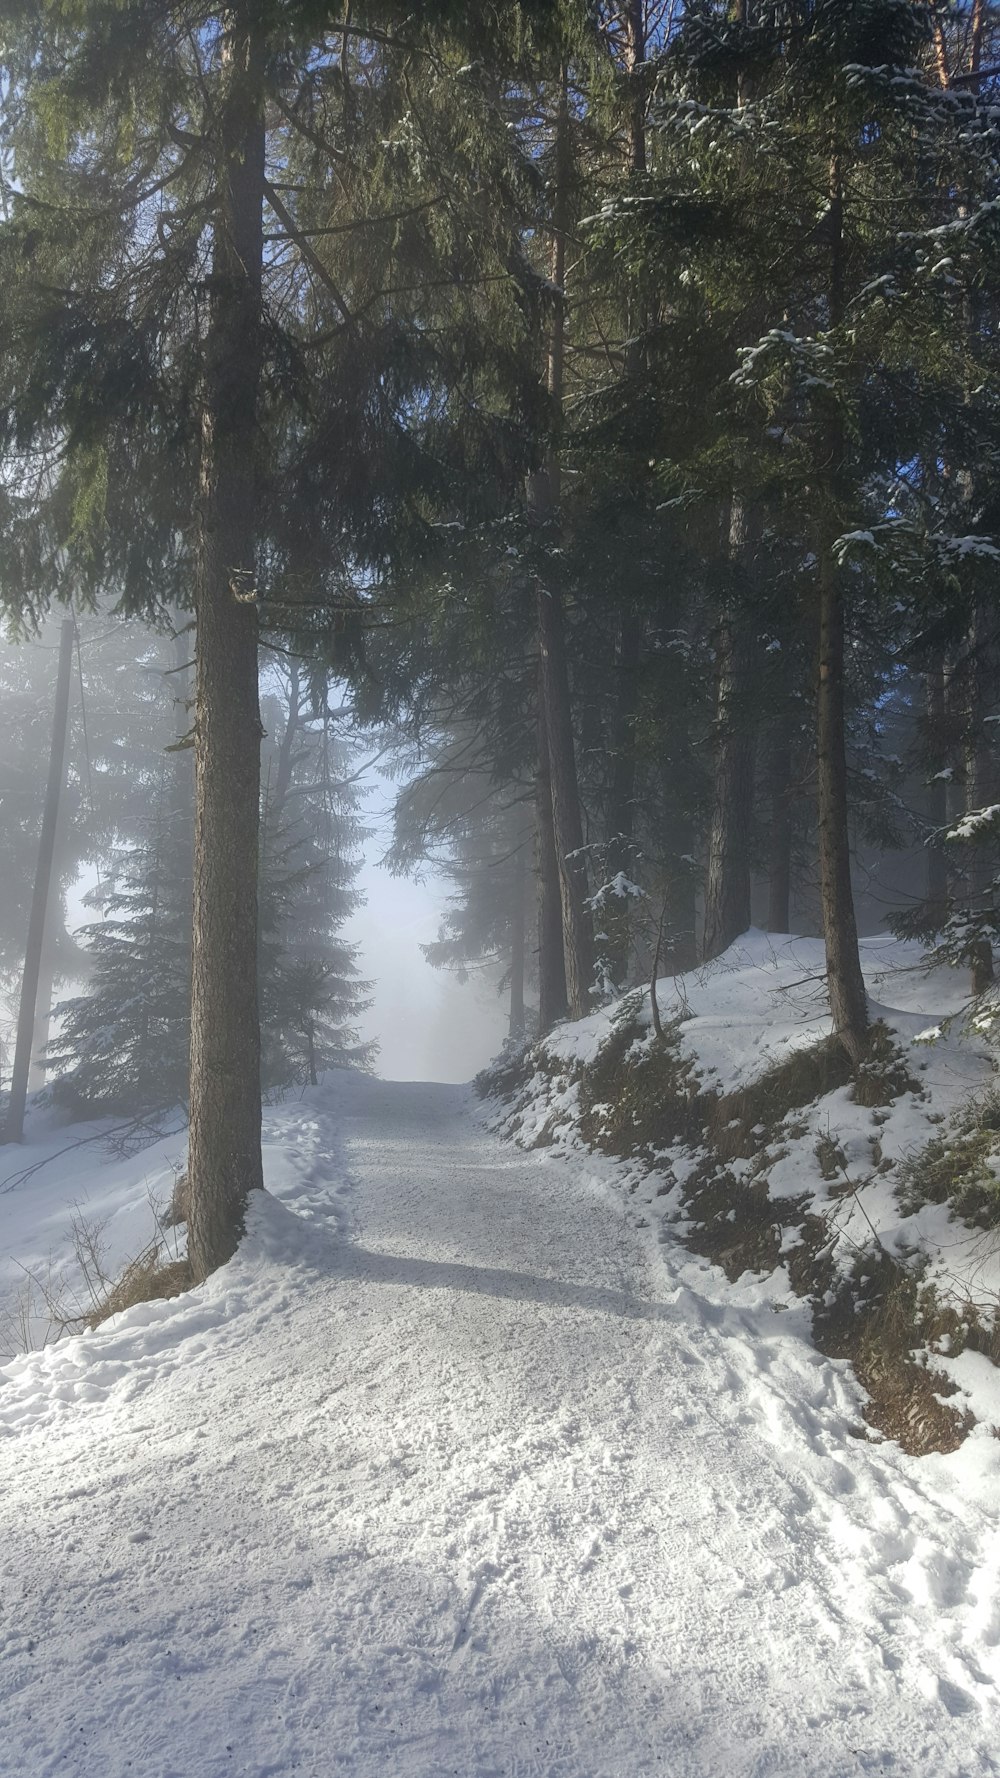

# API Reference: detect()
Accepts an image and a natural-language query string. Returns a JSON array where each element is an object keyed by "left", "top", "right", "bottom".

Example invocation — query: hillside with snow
[{"left": 2, "top": 938, "right": 1000, "bottom": 1776}]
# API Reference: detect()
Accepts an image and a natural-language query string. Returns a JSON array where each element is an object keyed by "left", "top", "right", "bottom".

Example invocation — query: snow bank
[{"left": 487, "top": 932, "right": 1000, "bottom": 1433}]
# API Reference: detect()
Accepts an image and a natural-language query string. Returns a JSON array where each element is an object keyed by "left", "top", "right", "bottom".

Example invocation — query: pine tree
[
  {"left": 0, "top": 0, "right": 576, "bottom": 1268},
  {"left": 259, "top": 661, "right": 375, "bottom": 1088},
  {"left": 47, "top": 790, "right": 192, "bottom": 1115}
]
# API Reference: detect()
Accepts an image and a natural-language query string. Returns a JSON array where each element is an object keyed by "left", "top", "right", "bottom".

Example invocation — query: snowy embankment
[
  {"left": 0, "top": 1034, "right": 999, "bottom": 1773},
  {"left": 490, "top": 931, "right": 1000, "bottom": 1439}
]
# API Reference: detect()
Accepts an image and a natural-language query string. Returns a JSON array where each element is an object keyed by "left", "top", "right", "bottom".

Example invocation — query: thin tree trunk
[
  {"left": 187, "top": 13, "right": 266, "bottom": 1280},
  {"left": 27, "top": 810, "right": 67, "bottom": 1095},
  {"left": 529, "top": 67, "right": 593, "bottom": 1020},
  {"left": 601, "top": 0, "right": 647, "bottom": 992},
  {"left": 509, "top": 841, "right": 526, "bottom": 1039},
  {"left": 816, "top": 149, "right": 868, "bottom": 1063},
  {"left": 539, "top": 584, "right": 593, "bottom": 1016},
  {"left": 701, "top": 0, "right": 763, "bottom": 964},
  {"left": 817, "top": 549, "right": 868, "bottom": 1061},
  {"left": 271, "top": 660, "right": 302, "bottom": 823},
  {"left": 3, "top": 618, "right": 74, "bottom": 1143},
  {"left": 623, "top": 0, "right": 647, "bottom": 178},
  {"left": 605, "top": 608, "right": 642, "bottom": 985},
  {"left": 925, "top": 665, "right": 950, "bottom": 929},
  {"left": 536, "top": 674, "right": 568, "bottom": 1034},
  {"left": 766, "top": 715, "right": 793, "bottom": 934},
  {"left": 965, "top": 594, "right": 998, "bottom": 993},
  {"left": 702, "top": 508, "right": 758, "bottom": 961}
]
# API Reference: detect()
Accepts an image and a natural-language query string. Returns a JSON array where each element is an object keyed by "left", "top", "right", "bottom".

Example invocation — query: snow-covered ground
[
  {"left": 2, "top": 1061, "right": 1000, "bottom": 1776},
  {"left": 503, "top": 933, "right": 1000, "bottom": 1354}
]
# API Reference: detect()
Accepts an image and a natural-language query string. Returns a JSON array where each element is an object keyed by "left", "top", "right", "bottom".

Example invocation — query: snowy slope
[
  {"left": 499, "top": 933, "right": 1000, "bottom": 1344},
  {"left": 2, "top": 1068, "right": 1000, "bottom": 1776}
]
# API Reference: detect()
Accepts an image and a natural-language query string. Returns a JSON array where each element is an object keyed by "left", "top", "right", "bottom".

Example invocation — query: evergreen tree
[
  {"left": 0, "top": 0, "right": 573, "bottom": 1268},
  {"left": 259, "top": 661, "right": 375, "bottom": 1088},
  {"left": 47, "top": 791, "right": 192, "bottom": 1115}
]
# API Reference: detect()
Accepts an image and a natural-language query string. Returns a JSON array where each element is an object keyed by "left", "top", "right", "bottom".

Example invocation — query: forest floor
[{"left": 2, "top": 1060, "right": 1000, "bottom": 1776}]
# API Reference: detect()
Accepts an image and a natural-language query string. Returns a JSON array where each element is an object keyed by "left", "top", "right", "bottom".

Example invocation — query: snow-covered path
[{"left": 2, "top": 1073, "right": 1000, "bottom": 1777}]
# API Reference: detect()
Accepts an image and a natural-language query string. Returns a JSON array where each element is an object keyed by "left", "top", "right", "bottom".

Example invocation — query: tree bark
[
  {"left": 605, "top": 607, "right": 642, "bottom": 985},
  {"left": 964, "top": 594, "right": 998, "bottom": 993},
  {"left": 509, "top": 841, "right": 526, "bottom": 1038},
  {"left": 27, "top": 804, "right": 68, "bottom": 1096},
  {"left": 817, "top": 549, "right": 868, "bottom": 1062},
  {"left": 187, "top": 13, "right": 266, "bottom": 1281},
  {"left": 816, "top": 148, "right": 868, "bottom": 1063},
  {"left": 538, "top": 582, "right": 593, "bottom": 1017},
  {"left": 766, "top": 714, "right": 793, "bottom": 934},
  {"left": 3, "top": 618, "right": 74, "bottom": 1143},
  {"left": 535, "top": 673, "right": 568, "bottom": 1034},
  {"left": 702, "top": 503, "right": 759, "bottom": 961},
  {"left": 529, "top": 67, "right": 593, "bottom": 1020},
  {"left": 924, "top": 664, "right": 950, "bottom": 929}
]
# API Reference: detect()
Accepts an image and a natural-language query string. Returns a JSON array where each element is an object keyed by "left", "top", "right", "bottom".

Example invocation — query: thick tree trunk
[
  {"left": 536, "top": 675, "right": 568, "bottom": 1034},
  {"left": 509, "top": 841, "right": 526, "bottom": 1039},
  {"left": 766, "top": 715, "right": 793, "bottom": 934},
  {"left": 187, "top": 15, "right": 266, "bottom": 1281},
  {"left": 4, "top": 618, "right": 74, "bottom": 1143}
]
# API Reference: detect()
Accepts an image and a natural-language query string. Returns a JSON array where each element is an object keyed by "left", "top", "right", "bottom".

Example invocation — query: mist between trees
[{"left": 3, "top": 0, "right": 1000, "bottom": 1277}]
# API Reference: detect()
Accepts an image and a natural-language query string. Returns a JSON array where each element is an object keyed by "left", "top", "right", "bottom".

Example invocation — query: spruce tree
[{"left": 0, "top": 0, "right": 576, "bottom": 1269}]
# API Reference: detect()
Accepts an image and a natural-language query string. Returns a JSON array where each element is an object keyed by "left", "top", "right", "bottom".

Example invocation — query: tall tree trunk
[
  {"left": 623, "top": 0, "right": 647, "bottom": 178},
  {"left": 509, "top": 841, "right": 526, "bottom": 1039},
  {"left": 27, "top": 796, "right": 68, "bottom": 1096},
  {"left": 701, "top": 0, "right": 764, "bottom": 964},
  {"left": 3, "top": 618, "right": 74, "bottom": 1143},
  {"left": 605, "top": 608, "right": 642, "bottom": 986},
  {"left": 538, "top": 582, "right": 593, "bottom": 1017},
  {"left": 536, "top": 674, "right": 568, "bottom": 1034},
  {"left": 529, "top": 68, "right": 593, "bottom": 1020},
  {"left": 816, "top": 148, "right": 868, "bottom": 1063},
  {"left": 187, "top": 13, "right": 266, "bottom": 1280},
  {"left": 598, "top": 4, "right": 648, "bottom": 990},
  {"left": 817, "top": 550, "right": 868, "bottom": 1062},
  {"left": 702, "top": 504, "right": 759, "bottom": 961},
  {"left": 766, "top": 714, "right": 793, "bottom": 935},
  {"left": 169, "top": 623, "right": 194, "bottom": 1096}
]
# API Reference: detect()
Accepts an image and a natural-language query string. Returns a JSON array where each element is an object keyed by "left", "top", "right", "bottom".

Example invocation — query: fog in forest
[
  {"left": 0, "top": 617, "right": 511, "bottom": 1105},
  {"left": 350, "top": 778, "right": 509, "bottom": 1081}
]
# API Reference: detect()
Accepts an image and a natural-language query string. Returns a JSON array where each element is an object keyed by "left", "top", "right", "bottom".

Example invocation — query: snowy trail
[{"left": 2, "top": 1073, "right": 1000, "bottom": 1777}]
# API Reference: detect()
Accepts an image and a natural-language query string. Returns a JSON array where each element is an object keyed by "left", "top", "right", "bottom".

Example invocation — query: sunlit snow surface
[
  {"left": 1, "top": 966, "right": 1000, "bottom": 1773},
  {"left": 532, "top": 932, "right": 1000, "bottom": 1373}
]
